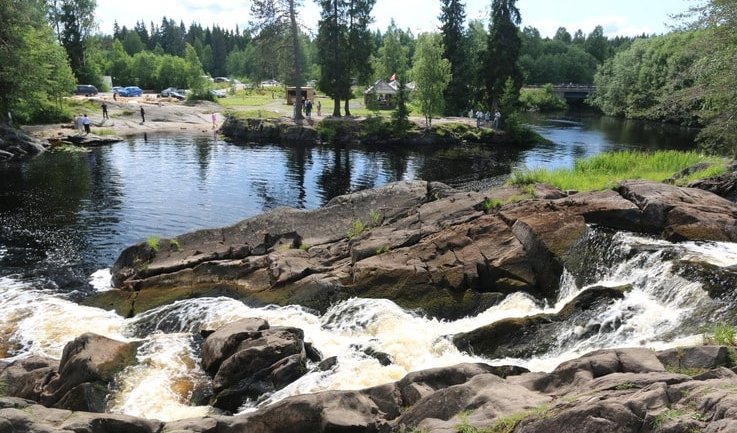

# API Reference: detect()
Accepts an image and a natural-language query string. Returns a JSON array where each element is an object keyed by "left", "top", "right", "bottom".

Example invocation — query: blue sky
[{"left": 96, "top": 0, "right": 694, "bottom": 38}]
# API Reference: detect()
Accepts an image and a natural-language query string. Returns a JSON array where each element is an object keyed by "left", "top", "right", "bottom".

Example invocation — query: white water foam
[
  {"left": 1, "top": 232, "right": 734, "bottom": 420},
  {"left": 89, "top": 268, "right": 113, "bottom": 292},
  {"left": 0, "top": 276, "right": 128, "bottom": 361},
  {"left": 106, "top": 332, "right": 213, "bottom": 421}
]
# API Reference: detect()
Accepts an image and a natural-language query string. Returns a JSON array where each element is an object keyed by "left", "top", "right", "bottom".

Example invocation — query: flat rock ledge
[
  {"left": 2, "top": 344, "right": 736, "bottom": 433},
  {"left": 92, "top": 178, "right": 737, "bottom": 319}
]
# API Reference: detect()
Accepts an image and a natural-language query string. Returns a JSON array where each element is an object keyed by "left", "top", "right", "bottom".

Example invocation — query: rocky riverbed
[{"left": 3, "top": 170, "right": 737, "bottom": 432}]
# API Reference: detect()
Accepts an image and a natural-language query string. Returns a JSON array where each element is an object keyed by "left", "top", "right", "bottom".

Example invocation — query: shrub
[
  {"left": 146, "top": 236, "right": 160, "bottom": 252},
  {"left": 347, "top": 218, "right": 366, "bottom": 239},
  {"left": 519, "top": 85, "right": 567, "bottom": 112},
  {"left": 706, "top": 323, "right": 736, "bottom": 346}
]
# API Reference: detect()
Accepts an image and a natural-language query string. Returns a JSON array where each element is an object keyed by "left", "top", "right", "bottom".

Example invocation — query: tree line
[{"left": 1, "top": 0, "right": 735, "bottom": 154}]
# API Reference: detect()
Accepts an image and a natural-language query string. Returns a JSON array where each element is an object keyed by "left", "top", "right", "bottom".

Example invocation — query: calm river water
[{"left": 0, "top": 111, "right": 698, "bottom": 292}]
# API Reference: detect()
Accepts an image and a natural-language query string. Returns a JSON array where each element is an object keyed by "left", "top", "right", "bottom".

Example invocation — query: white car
[{"left": 210, "top": 89, "right": 226, "bottom": 98}]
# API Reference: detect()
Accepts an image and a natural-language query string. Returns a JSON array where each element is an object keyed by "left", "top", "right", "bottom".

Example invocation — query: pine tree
[
  {"left": 316, "top": 0, "right": 376, "bottom": 117},
  {"left": 251, "top": 0, "right": 306, "bottom": 120},
  {"left": 439, "top": 0, "right": 469, "bottom": 116},
  {"left": 483, "top": 0, "right": 523, "bottom": 111}
]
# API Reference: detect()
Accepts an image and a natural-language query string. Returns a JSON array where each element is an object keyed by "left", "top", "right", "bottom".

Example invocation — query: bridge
[{"left": 526, "top": 84, "right": 597, "bottom": 103}]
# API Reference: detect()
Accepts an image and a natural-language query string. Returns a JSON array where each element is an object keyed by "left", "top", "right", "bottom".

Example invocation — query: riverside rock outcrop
[
  {"left": 2, "top": 346, "right": 736, "bottom": 433},
  {"left": 97, "top": 179, "right": 737, "bottom": 319},
  {"left": 0, "top": 123, "right": 47, "bottom": 160},
  {"left": 0, "top": 333, "right": 141, "bottom": 413}
]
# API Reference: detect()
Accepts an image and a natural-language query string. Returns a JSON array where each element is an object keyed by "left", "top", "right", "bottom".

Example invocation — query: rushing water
[{"left": 2, "top": 112, "right": 731, "bottom": 421}]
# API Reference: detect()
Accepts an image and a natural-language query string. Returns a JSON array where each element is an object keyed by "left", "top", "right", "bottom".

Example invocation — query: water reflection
[
  {"left": 522, "top": 110, "right": 698, "bottom": 169},
  {"left": 0, "top": 115, "right": 698, "bottom": 291}
]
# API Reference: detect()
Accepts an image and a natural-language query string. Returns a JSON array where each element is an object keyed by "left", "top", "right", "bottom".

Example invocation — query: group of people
[
  {"left": 72, "top": 114, "right": 92, "bottom": 135},
  {"left": 470, "top": 109, "right": 501, "bottom": 129},
  {"left": 301, "top": 98, "right": 321, "bottom": 118}
]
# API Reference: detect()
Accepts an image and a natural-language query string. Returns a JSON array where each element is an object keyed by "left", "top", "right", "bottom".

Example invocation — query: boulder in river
[{"left": 201, "top": 318, "right": 311, "bottom": 413}]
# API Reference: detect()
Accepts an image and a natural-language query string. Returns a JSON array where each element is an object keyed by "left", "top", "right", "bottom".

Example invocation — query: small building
[
  {"left": 364, "top": 79, "right": 414, "bottom": 109},
  {"left": 285, "top": 86, "right": 315, "bottom": 105}
]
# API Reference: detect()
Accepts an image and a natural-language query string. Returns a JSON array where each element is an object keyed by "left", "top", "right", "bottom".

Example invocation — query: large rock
[
  {"left": 0, "top": 356, "right": 59, "bottom": 401},
  {"left": 220, "top": 117, "right": 318, "bottom": 144},
  {"left": 0, "top": 397, "right": 163, "bottom": 433},
  {"left": 618, "top": 180, "right": 737, "bottom": 241},
  {"left": 4, "top": 345, "right": 737, "bottom": 433},
  {"left": 0, "top": 123, "right": 47, "bottom": 160},
  {"left": 201, "top": 318, "right": 310, "bottom": 413},
  {"left": 39, "top": 333, "right": 141, "bottom": 412},
  {"left": 688, "top": 161, "right": 737, "bottom": 202},
  {"left": 95, "top": 179, "right": 737, "bottom": 321}
]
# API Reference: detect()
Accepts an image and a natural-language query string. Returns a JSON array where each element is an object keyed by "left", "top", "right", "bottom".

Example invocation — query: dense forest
[{"left": 0, "top": 0, "right": 735, "bottom": 153}]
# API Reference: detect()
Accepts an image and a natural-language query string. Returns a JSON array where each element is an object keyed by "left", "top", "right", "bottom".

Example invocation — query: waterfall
[{"left": 1, "top": 229, "right": 736, "bottom": 420}]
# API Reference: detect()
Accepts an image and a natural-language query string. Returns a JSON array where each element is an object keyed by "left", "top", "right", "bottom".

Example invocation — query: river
[{"left": 3, "top": 112, "right": 729, "bottom": 421}]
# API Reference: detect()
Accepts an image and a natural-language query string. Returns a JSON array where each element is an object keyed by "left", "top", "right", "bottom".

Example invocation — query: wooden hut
[{"left": 286, "top": 87, "right": 316, "bottom": 105}]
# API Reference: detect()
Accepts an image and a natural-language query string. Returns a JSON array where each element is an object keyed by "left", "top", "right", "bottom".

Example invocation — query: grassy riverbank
[{"left": 509, "top": 150, "right": 729, "bottom": 191}]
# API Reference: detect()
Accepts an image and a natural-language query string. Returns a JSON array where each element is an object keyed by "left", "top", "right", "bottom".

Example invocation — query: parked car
[
  {"left": 117, "top": 86, "right": 143, "bottom": 97},
  {"left": 160, "top": 87, "right": 186, "bottom": 100},
  {"left": 210, "top": 89, "right": 226, "bottom": 98},
  {"left": 213, "top": 77, "right": 230, "bottom": 83},
  {"left": 74, "top": 84, "right": 98, "bottom": 96}
]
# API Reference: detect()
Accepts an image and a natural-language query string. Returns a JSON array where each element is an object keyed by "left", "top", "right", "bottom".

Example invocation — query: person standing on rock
[
  {"left": 317, "top": 100, "right": 321, "bottom": 117},
  {"left": 140, "top": 106, "right": 145, "bottom": 123},
  {"left": 82, "top": 114, "right": 91, "bottom": 135},
  {"left": 101, "top": 102, "right": 108, "bottom": 120},
  {"left": 211, "top": 112, "right": 217, "bottom": 129},
  {"left": 76, "top": 114, "right": 85, "bottom": 135}
]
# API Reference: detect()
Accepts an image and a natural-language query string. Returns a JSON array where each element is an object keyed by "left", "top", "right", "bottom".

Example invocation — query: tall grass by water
[{"left": 509, "top": 150, "right": 728, "bottom": 191}]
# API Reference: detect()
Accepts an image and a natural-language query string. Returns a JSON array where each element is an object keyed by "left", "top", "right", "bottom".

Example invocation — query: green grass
[
  {"left": 451, "top": 405, "right": 551, "bottom": 433},
  {"left": 64, "top": 98, "right": 98, "bottom": 113},
  {"left": 508, "top": 151, "right": 728, "bottom": 192},
  {"left": 146, "top": 236, "right": 160, "bottom": 252},
  {"left": 652, "top": 409, "right": 687, "bottom": 429},
  {"left": 169, "top": 238, "right": 181, "bottom": 252},
  {"left": 705, "top": 323, "right": 736, "bottom": 346},
  {"left": 95, "top": 128, "right": 117, "bottom": 136},
  {"left": 347, "top": 218, "right": 366, "bottom": 239},
  {"left": 228, "top": 109, "right": 282, "bottom": 120},
  {"left": 483, "top": 198, "right": 503, "bottom": 213},
  {"left": 217, "top": 89, "right": 276, "bottom": 108}
]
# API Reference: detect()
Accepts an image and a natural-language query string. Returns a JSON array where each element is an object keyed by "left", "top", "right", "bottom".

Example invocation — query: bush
[
  {"left": 14, "top": 99, "right": 71, "bottom": 124},
  {"left": 519, "top": 85, "right": 567, "bottom": 112}
]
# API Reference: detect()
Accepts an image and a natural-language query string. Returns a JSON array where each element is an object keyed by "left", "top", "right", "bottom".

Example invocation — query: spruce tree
[
  {"left": 391, "top": 79, "right": 411, "bottom": 134},
  {"left": 439, "top": 0, "right": 469, "bottom": 116},
  {"left": 483, "top": 0, "right": 523, "bottom": 111}
]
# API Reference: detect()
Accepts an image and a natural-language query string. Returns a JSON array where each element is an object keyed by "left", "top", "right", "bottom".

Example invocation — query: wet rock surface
[
  {"left": 96, "top": 179, "right": 737, "bottom": 319},
  {"left": 2, "top": 346, "right": 736, "bottom": 433},
  {"left": 201, "top": 318, "right": 310, "bottom": 412}
]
